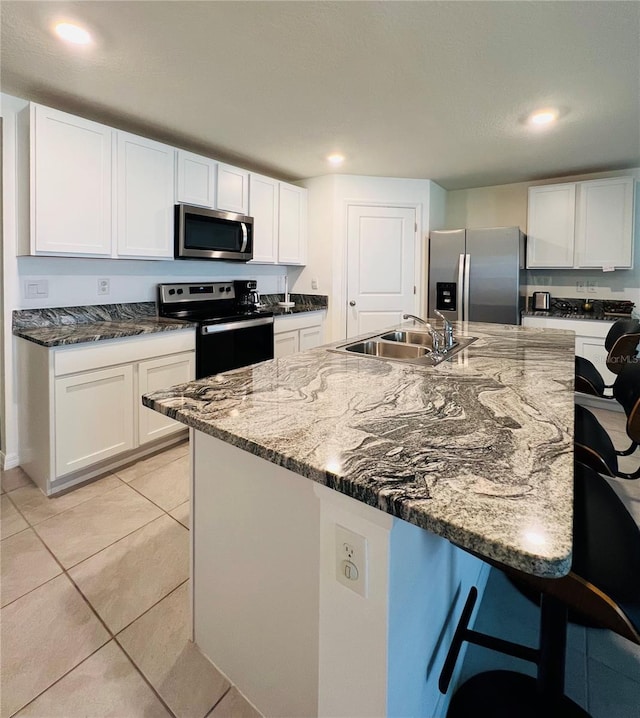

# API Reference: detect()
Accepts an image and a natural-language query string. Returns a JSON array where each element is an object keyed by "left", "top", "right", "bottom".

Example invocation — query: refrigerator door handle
[
  {"left": 457, "top": 254, "right": 465, "bottom": 321},
  {"left": 463, "top": 253, "right": 471, "bottom": 321}
]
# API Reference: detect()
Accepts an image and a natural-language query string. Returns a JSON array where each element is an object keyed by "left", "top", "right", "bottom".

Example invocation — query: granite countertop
[
  {"left": 13, "top": 296, "right": 328, "bottom": 347},
  {"left": 143, "top": 321, "right": 576, "bottom": 579},
  {"left": 13, "top": 302, "right": 196, "bottom": 347},
  {"left": 259, "top": 293, "right": 328, "bottom": 317},
  {"left": 522, "top": 296, "right": 635, "bottom": 322}
]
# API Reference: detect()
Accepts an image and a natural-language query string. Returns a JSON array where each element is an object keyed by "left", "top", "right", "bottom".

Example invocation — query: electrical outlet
[
  {"left": 335, "top": 524, "right": 368, "bottom": 597},
  {"left": 587, "top": 281, "right": 597, "bottom": 294},
  {"left": 311, "top": 278, "right": 319, "bottom": 290},
  {"left": 97, "top": 278, "right": 110, "bottom": 296},
  {"left": 576, "top": 281, "right": 585, "bottom": 292}
]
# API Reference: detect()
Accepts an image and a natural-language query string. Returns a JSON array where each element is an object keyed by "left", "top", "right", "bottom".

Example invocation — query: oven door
[{"left": 197, "top": 317, "right": 274, "bottom": 378}]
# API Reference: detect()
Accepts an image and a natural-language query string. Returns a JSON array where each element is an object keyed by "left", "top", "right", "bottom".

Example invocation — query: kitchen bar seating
[
  {"left": 439, "top": 462, "right": 640, "bottom": 718},
  {"left": 575, "top": 362, "right": 640, "bottom": 478},
  {"left": 575, "top": 317, "right": 640, "bottom": 398}
]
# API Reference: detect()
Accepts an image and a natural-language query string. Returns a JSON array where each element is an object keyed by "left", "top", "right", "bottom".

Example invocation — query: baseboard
[
  {"left": 574, "top": 393, "right": 623, "bottom": 413},
  {"left": 1, "top": 451, "right": 20, "bottom": 470}
]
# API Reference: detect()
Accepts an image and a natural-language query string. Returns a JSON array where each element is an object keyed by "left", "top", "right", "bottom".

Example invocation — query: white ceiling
[{"left": 2, "top": 1, "right": 639, "bottom": 190}]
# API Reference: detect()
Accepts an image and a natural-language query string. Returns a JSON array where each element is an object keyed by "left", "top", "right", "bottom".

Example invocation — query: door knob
[{"left": 349, "top": 301, "right": 356, "bottom": 307}]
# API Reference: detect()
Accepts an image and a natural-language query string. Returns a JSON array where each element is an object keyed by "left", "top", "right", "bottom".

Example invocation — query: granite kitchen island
[{"left": 143, "top": 320, "right": 576, "bottom": 718}]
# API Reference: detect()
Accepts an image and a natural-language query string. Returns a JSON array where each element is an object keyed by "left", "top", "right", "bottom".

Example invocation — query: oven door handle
[
  {"left": 240, "top": 223, "right": 248, "bottom": 253},
  {"left": 201, "top": 317, "right": 274, "bottom": 335}
]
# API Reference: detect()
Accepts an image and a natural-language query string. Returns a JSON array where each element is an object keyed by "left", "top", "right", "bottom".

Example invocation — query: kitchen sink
[
  {"left": 379, "top": 330, "right": 435, "bottom": 347},
  {"left": 344, "top": 340, "right": 430, "bottom": 359},
  {"left": 330, "top": 330, "right": 477, "bottom": 367}
]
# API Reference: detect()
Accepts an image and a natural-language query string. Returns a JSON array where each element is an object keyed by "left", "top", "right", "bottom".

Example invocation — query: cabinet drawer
[
  {"left": 273, "top": 311, "right": 324, "bottom": 334},
  {"left": 54, "top": 330, "right": 195, "bottom": 376}
]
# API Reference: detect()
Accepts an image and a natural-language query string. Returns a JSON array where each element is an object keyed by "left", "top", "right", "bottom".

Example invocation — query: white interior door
[{"left": 346, "top": 205, "right": 417, "bottom": 339}]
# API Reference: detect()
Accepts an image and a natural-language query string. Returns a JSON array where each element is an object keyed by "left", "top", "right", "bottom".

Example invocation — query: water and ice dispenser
[{"left": 436, "top": 282, "right": 457, "bottom": 312}]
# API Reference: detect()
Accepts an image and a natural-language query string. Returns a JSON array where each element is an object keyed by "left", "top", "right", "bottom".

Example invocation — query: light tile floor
[
  {"left": 0, "top": 440, "right": 262, "bottom": 718},
  {"left": 459, "top": 406, "right": 640, "bottom": 718},
  {"left": 2, "top": 409, "right": 638, "bottom": 717}
]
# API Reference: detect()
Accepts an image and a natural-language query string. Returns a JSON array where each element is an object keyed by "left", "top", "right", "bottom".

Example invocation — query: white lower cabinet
[
  {"left": 55, "top": 365, "right": 135, "bottom": 476},
  {"left": 273, "top": 311, "right": 325, "bottom": 358},
  {"left": 17, "top": 330, "right": 195, "bottom": 495},
  {"left": 274, "top": 330, "right": 299, "bottom": 358},
  {"left": 138, "top": 352, "right": 195, "bottom": 444}
]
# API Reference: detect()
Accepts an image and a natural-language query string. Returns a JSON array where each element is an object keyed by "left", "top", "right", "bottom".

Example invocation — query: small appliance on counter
[
  {"left": 533, "top": 291, "right": 551, "bottom": 310},
  {"left": 233, "top": 280, "right": 262, "bottom": 310}
]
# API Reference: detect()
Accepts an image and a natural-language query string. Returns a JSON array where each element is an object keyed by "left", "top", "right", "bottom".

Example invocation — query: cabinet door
[
  {"left": 299, "top": 325, "right": 323, "bottom": 351},
  {"left": 54, "top": 365, "right": 134, "bottom": 476},
  {"left": 217, "top": 163, "right": 249, "bottom": 214},
  {"left": 138, "top": 352, "right": 195, "bottom": 445},
  {"left": 278, "top": 183, "right": 308, "bottom": 265},
  {"left": 575, "top": 177, "right": 634, "bottom": 269},
  {"left": 32, "top": 104, "right": 113, "bottom": 256},
  {"left": 116, "top": 132, "right": 175, "bottom": 258},
  {"left": 176, "top": 150, "right": 217, "bottom": 208},
  {"left": 274, "top": 330, "right": 299, "bottom": 358},
  {"left": 575, "top": 337, "right": 617, "bottom": 387},
  {"left": 526, "top": 184, "right": 576, "bottom": 268},
  {"left": 249, "top": 173, "right": 278, "bottom": 263}
]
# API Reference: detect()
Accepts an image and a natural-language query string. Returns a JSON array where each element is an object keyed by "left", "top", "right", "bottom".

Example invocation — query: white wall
[
  {"left": 293, "top": 174, "right": 445, "bottom": 342},
  {"left": 445, "top": 168, "right": 640, "bottom": 306}
]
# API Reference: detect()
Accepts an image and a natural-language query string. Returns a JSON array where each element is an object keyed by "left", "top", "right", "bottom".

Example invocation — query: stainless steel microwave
[{"left": 175, "top": 204, "right": 254, "bottom": 262}]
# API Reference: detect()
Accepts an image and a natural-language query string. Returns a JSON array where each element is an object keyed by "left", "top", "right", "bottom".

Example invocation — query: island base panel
[{"left": 192, "top": 431, "right": 488, "bottom": 717}]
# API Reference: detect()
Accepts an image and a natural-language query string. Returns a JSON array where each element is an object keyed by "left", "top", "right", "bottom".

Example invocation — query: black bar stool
[
  {"left": 575, "top": 318, "right": 640, "bottom": 398},
  {"left": 575, "top": 403, "right": 640, "bottom": 480},
  {"left": 439, "top": 462, "right": 640, "bottom": 717}
]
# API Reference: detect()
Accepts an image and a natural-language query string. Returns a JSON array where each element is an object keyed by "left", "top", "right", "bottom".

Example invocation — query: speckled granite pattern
[
  {"left": 13, "top": 303, "right": 195, "bottom": 347},
  {"left": 260, "top": 293, "right": 328, "bottom": 316},
  {"left": 143, "top": 321, "right": 576, "bottom": 578}
]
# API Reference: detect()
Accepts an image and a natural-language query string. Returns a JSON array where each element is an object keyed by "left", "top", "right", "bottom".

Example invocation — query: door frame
[{"left": 339, "top": 200, "right": 424, "bottom": 341}]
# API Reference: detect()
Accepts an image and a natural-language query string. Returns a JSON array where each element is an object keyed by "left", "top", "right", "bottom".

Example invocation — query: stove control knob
[
  {"left": 177, "top": 288, "right": 183, "bottom": 295},
  {"left": 168, "top": 289, "right": 175, "bottom": 295},
  {"left": 219, "top": 287, "right": 225, "bottom": 293},
  {"left": 225, "top": 286, "right": 231, "bottom": 293}
]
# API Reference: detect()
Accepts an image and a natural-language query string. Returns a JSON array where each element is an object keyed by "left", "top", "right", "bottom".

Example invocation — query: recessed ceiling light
[
  {"left": 327, "top": 153, "right": 345, "bottom": 166},
  {"left": 53, "top": 21, "right": 93, "bottom": 45},
  {"left": 528, "top": 109, "right": 558, "bottom": 127}
]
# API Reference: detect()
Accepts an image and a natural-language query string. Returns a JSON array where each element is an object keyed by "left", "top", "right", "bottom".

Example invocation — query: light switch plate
[
  {"left": 335, "top": 524, "right": 368, "bottom": 597},
  {"left": 24, "top": 279, "right": 49, "bottom": 299}
]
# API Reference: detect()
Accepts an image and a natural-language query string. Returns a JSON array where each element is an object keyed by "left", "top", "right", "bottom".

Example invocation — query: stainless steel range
[{"left": 158, "top": 282, "right": 274, "bottom": 379}]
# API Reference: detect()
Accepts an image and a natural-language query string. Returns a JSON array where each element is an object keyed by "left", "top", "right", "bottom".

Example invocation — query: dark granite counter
[
  {"left": 522, "top": 296, "right": 634, "bottom": 322},
  {"left": 13, "top": 302, "right": 195, "bottom": 347},
  {"left": 259, "top": 293, "right": 328, "bottom": 317},
  {"left": 143, "top": 320, "right": 576, "bottom": 579}
]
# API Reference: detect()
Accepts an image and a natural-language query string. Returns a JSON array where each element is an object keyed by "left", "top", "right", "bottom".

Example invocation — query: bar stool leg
[{"left": 537, "top": 593, "right": 567, "bottom": 702}]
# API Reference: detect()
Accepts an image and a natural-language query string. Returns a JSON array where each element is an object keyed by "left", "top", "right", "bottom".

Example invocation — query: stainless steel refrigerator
[{"left": 428, "top": 227, "right": 526, "bottom": 325}]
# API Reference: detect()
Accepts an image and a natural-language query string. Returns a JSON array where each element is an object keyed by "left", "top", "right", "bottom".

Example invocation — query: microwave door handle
[{"left": 240, "top": 223, "right": 248, "bottom": 253}]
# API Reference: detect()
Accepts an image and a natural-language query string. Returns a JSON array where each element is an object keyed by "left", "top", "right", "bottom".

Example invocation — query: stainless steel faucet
[
  {"left": 434, "top": 310, "right": 455, "bottom": 349},
  {"left": 402, "top": 313, "right": 429, "bottom": 327},
  {"left": 402, "top": 314, "right": 444, "bottom": 353}
]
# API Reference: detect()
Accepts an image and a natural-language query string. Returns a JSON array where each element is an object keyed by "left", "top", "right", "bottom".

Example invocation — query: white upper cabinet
[
  {"left": 526, "top": 183, "right": 576, "bottom": 268},
  {"left": 176, "top": 150, "right": 217, "bottom": 208},
  {"left": 526, "top": 177, "right": 635, "bottom": 269},
  {"left": 116, "top": 131, "right": 175, "bottom": 259},
  {"left": 278, "top": 182, "right": 308, "bottom": 265},
  {"left": 217, "top": 163, "right": 249, "bottom": 214},
  {"left": 574, "top": 177, "right": 634, "bottom": 268},
  {"left": 31, "top": 104, "right": 113, "bottom": 256},
  {"left": 249, "top": 173, "right": 278, "bottom": 264}
]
